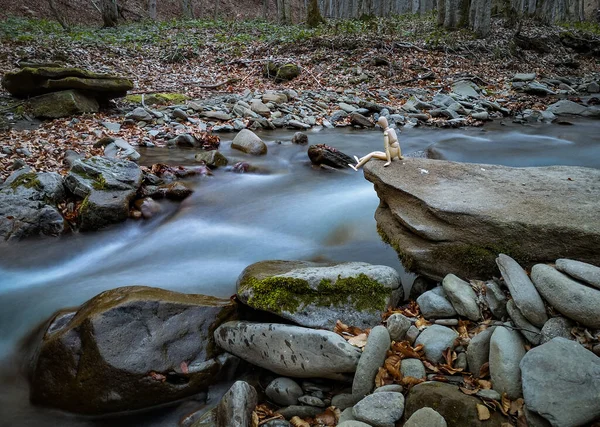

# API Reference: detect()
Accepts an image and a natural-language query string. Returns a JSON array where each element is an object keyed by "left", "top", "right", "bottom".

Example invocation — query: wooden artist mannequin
[{"left": 349, "top": 116, "right": 402, "bottom": 171}]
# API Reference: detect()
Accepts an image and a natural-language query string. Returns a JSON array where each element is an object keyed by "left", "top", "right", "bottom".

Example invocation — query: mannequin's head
[{"left": 377, "top": 116, "right": 389, "bottom": 129}]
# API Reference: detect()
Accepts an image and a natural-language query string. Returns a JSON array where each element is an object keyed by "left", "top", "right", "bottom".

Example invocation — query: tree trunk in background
[
  {"left": 48, "top": 0, "right": 70, "bottom": 30},
  {"left": 100, "top": 0, "right": 119, "bottom": 27},
  {"left": 277, "top": 0, "right": 291, "bottom": 23},
  {"left": 181, "top": 0, "right": 194, "bottom": 18},
  {"left": 437, "top": 0, "right": 446, "bottom": 24},
  {"left": 470, "top": 0, "right": 491, "bottom": 36},
  {"left": 307, "top": 0, "right": 324, "bottom": 26},
  {"left": 443, "top": 0, "right": 470, "bottom": 28},
  {"left": 263, "top": 0, "right": 268, "bottom": 18},
  {"left": 148, "top": 0, "right": 157, "bottom": 19}
]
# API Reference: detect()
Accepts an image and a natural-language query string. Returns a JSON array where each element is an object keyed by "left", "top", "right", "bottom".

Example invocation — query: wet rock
[
  {"left": 400, "top": 358, "right": 426, "bottom": 380},
  {"left": 531, "top": 264, "right": 600, "bottom": 328},
  {"left": 126, "top": 107, "right": 154, "bottom": 122},
  {"left": 350, "top": 112, "right": 373, "bottom": 127},
  {"left": 291, "top": 132, "right": 308, "bottom": 145},
  {"left": 104, "top": 138, "right": 140, "bottom": 162},
  {"left": 523, "top": 82, "right": 556, "bottom": 96},
  {"left": 29, "top": 90, "right": 99, "bottom": 119},
  {"left": 172, "top": 108, "right": 188, "bottom": 121},
  {"left": 386, "top": 313, "right": 411, "bottom": 341},
  {"left": 548, "top": 99, "right": 600, "bottom": 117},
  {"left": 135, "top": 197, "right": 161, "bottom": 219},
  {"left": 308, "top": 144, "right": 354, "bottom": 169},
  {"left": 297, "top": 395, "right": 325, "bottom": 407},
  {"left": 214, "top": 321, "right": 361, "bottom": 380},
  {"left": 471, "top": 111, "right": 489, "bottom": 121},
  {"left": 466, "top": 327, "right": 495, "bottom": 378},
  {"left": 288, "top": 119, "right": 311, "bottom": 130},
  {"left": 417, "top": 287, "right": 457, "bottom": 319},
  {"left": 555, "top": 258, "right": 600, "bottom": 290},
  {"left": 163, "top": 182, "right": 193, "bottom": 201},
  {"left": 404, "top": 407, "right": 447, "bottom": 427},
  {"left": 276, "top": 405, "right": 323, "bottom": 419},
  {"left": 231, "top": 129, "right": 267, "bottom": 155},
  {"left": 405, "top": 382, "right": 505, "bottom": 426},
  {"left": 237, "top": 260, "right": 402, "bottom": 330},
  {"left": 0, "top": 170, "right": 65, "bottom": 241},
  {"left": 353, "top": 392, "right": 404, "bottom": 427},
  {"left": 216, "top": 381, "right": 257, "bottom": 427},
  {"left": 506, "top": 300, "right": 541, "bottom": 345},
  {"left": 352, "top": 326, "right": 391, "bottom": 397},
  {"left": 442, "top": 274, "right": 481, "bottom": 321},
  {"left": 483, "top": 281, "right": 507, "bottom": 319},
  {"left": 489, "top": 326, "right": 526, "bottom": 399},
  {"left": 263, "top": 420, "right": 292, "bottom": 427},
  {"left": 540, "top": 317, "right": 573, "bottom": 344},
  {"left": 521, "top": 338, "right": 600, "bottom": 427},
  {"left": 195, "top": 150, "right": 228, "bottom": 168},
  {"left": 265, "top": 378, "right": 303, "bottom": 406},
  {"left": 364, "top": 158, "right": 600, "bottom": 280},
  {"left": 415, "top": 325, "right": 458, "bottom": 363},
  {"left": 29, "top": 286, "right": 237, "bottom": 414}
]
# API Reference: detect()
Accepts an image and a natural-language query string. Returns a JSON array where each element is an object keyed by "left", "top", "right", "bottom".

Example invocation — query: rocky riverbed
[{"left": 13, "top": 254, "right": 600, "bottom": 426}]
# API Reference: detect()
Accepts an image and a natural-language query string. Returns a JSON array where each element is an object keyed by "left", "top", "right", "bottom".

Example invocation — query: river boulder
[
  {"left": 214, "top": 321, "right": 361, "bottom": 380},
  {"left": 29, "top": 286, "right": 238, "bottom": 415},
  {"left": 0, "top": 169, "right": 66, "bottom": 241},
  {"left": 363, "top": 158, "right": 600, "bottom": 280},
  {"left": 236, "top": 260, "right": 402, "bottom": 329}
]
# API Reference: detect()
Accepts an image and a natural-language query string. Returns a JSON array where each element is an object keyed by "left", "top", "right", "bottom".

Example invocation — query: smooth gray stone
[
  {"left": 404, "top": 407, "right": 447, "bottom": 427},
  {"left": 506, "top": 300, "right": 542, "bottom": 345},
  {"left": 231, "top": 129, "right": 267, "bottom": 155},
  {"left": 452, "top": 80, "right": 479, "bottom": 98},
  {"left": 455, "top": 352, "right": 468, "bottom": 371},
  {"left": 386, "top": 313, "right": 411, "bottom": 341},
  {"left": 483, "top": 281, "right": 508, "bottom": 319},
  {"left": 496, "top": 254, "right": 548, "bottom": 327},
  {"left": 353, "top": 392, "right": 405, "bottom": 427},
  {"left": 555, "top": 258, "right": 600, "bottom": 290},
  {"left": 216, "top": 381, "right": 257, "bottom": 427},
  {"left": 401, "top": 358, "right": 426, "bottom": 379},
  {"left": 520, "top": 338, "right": 600, "bottom": 427},
  {"left": 406, "top": 325, "right": 420, "bottom": 344},
  {"left": 331, "top": 393, "right": 362, "bottom": 410},
  {"left": 265, "top": 377, "right": 303, "bottom": 406},
  {"left": 477, "top": 389, "right": 501, "bottom": 400},
  {"left": 339, "top": 407, "right": 356, "bottom": 423},
  {"left": 415, "top": 325, "right": 458, "bottom": 364},
  {"left": 548, "top": 100, "right": 600, "bottom": 117},
  {"left": 276, "top": 405, "right": 322, "bottom": 420},
  {"left": 489, "top": 327, "right": 526, "bottom": 399},
  {"left": 540, "top": 317, "right": 573, "bottom": 344},
  {"left": 513, "top": 73, "right": 536, "bottom": 82},
  {"left": 214, "top": 321, "right": 360, "bottom": 380},
  {"left": 523, "top": 405, "right": 552, "bottom": 427},
  {"left": 297, "top": 395, "right": 325, "bottom": 407},
  {"left": 337, "top": 422, "right": 372, "bottom": 427},
  {"left": 374, "top": 384, "right": 404, "bottom": 393},
  {"left": 352, "top": 326, "right": 391, "bottom": 397},
  {"left": 417, "top": 287, "right": 457, "bottom": 319},
  {"left": 435, "top": 319, "right": 458, "bottom": 326},
  {"left": 263, "top": 420, "right": 291, "bottom": 427},
  {"left": 531, "top": 264, "right": 600, "bottom": 328},
  {"left": 442, "top": 274, "right": 481, "bottom": 321}
]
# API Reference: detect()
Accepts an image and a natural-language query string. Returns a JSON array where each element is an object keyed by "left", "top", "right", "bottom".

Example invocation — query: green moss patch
[
  {"left": 377, "top": 224, "right": 416, "bottom": 271},
  {"left": 9, "top": 172, "right": 42, "bottom": 191},
  {"left": 125, "top": 93, "right": 188, "bottom": 105},
  {"left": 245, "top": 273, "right": 391, "bottom": 314}
]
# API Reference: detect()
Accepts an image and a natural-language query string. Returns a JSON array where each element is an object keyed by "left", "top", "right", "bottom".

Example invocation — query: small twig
[
  {"left": 89, "top": 0, "right": 102, "bottom": 14},
  {"left": 195, "top": 78, "right": 241, "bottom": 89},
  {"left": 395, "top": 42, "right": 426, "bottom": 52},
  {"left": 259, "top": 416, "right": 285, "bottom": 426},
  {"left": 300, "top": 66, "right": 323, "bottom": 89}
]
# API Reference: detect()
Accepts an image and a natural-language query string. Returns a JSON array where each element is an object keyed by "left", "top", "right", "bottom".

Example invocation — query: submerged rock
[
  {"left": 214, "top": 321, "right": 360, "bottom": 380},
  {"left": 364, "top": 158, "right": 600, "bottom": 280},
  {"left": 29, "top": 286, "right": 237, "bottom": 414},
  {"left": 236, "top": 260, "right": 402, "bottom": 330}
]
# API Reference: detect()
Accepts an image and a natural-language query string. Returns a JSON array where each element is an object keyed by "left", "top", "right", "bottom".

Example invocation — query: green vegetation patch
[
  {"left": 9, "top": 172, "right": 41, "bottom": 191},
  {"left": 244, "top": 273, "right": 391, "bottom": 314},
  {"left": 377, "top": 224, "right": 416, "bottom": 271},
  {"left": 125, "top": 93, "right": 188, "bottom": 105}
]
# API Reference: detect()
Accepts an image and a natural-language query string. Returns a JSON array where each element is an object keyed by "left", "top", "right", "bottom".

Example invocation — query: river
[{"left": 0, "top": 119, "right": 599, "bottom": 426}]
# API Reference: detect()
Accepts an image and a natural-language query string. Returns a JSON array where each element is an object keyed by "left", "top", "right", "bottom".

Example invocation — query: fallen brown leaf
[
  {"left": 477, "top": 404, "right": 491, "bottom": 421},
  {"left": 290, "top": 416, "right": 310, "bottom": 427},
  {"left": 348, "top": 333, "right": 369, "bottom": 348}
]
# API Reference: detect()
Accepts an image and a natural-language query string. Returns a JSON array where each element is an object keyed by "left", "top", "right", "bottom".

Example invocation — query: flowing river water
[{"left": 0, "top": 120, "right": 599, "bottom": 426}]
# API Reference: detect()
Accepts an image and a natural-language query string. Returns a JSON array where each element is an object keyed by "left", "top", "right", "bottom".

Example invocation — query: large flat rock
[{"left": 364, "top": 158, "right": 600, "bottom": 280}]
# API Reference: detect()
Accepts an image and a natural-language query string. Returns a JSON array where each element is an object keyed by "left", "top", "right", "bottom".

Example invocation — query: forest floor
[{"left": 0, "top": 15, "right": 599, "bottom": 178}]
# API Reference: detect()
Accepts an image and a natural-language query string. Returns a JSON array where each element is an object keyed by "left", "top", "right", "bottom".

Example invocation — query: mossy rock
[
  {"left": 29, "top": 90, "right": 99, "bottom": 119},
  {"left": 29, "top": 286, "right": 238, "bottom": 415},
  {"left": 126, "top": 92, "right": 189, "bottom": 105},
  {"left": 263, "top": 62, "right": 301, "bottom": 82},
  {"left": 236, "top": 260, "right": 403, "bottom": 330},
  {"left": 1, "top": 67, "right": 133, "bottom": 98}
]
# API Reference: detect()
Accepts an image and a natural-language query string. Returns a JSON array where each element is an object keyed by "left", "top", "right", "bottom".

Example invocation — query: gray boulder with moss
[
  {"left": 29, "top": 286, "right": 238, "bottom": 415},
  {"left": 64, "top": 156, "right": 143, "bottom": 231},
  {"left": 0, "top": 169, "right": 66, "bottom": 241},
  {"left": 29, "top": 90, "right": 99, "bottom": 119},
  {"left": 214, "top": 321, "right": 361, "bottom": 380},
  {"left": 1, "top": 66, "right": 133, "bottom": 99},
  {"left": 236, "top": 260, "right": 403, "bottom": 330},
  {"left": 364, "top": 158, "right": 600, "bottom": 281}
]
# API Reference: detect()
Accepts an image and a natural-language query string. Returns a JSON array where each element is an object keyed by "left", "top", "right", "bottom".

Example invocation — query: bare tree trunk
[
  {"left": 307, "top": 0, "right": 325, "bottom": 26},
  {"left": 48, "top": 0, "right": 70, "bottom": 30},
  {"left": 181, "top": 0, "right": 194, "bottom": 18},
  {"left": 100, "top": 0, "right": 119, "bottom": 27},
  {"left": 278, "top": 0, "right": 290, "bottom": 23},
  {"left": 148, "top": 0, "right": 157, "bottom": 19},
  {"left": 263, "top": 0, "right": 269, "bottom": 18}
]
